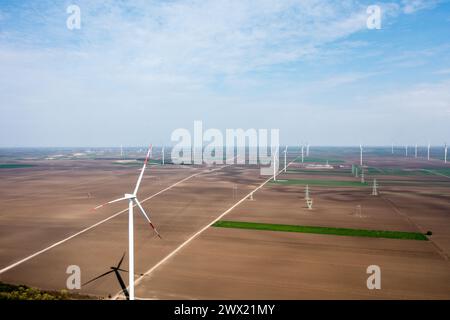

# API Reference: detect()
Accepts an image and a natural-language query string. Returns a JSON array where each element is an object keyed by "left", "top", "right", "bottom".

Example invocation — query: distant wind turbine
[
  {"left": 301, "top": 144, "right": 304, "bottom": 163},
  {"left": 359, "top": 144, "right": 363, "bottom": 166},
  {"left": 284, "top": 146, "right": 287, "bottom": 173},
  {"left": 273, "top": 150, "right": 277, "bottom": 181},
  {"left": 445, "top": 143, "right": 448, "bottom": 163}
]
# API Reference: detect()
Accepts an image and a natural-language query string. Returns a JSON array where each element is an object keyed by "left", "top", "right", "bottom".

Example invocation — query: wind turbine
[
  {"left": 361, "top": 168, "right": 365, "bottom": 184},
  {"left": 301, "top": 144, "right": 304, "bottom": 163},
  {"left": 162, "top": 146, "right": 165, "bottom": 165},
  {"left": 415, "top": 144, "right": 417, "bottom": 158},
  {"left": 359, "top": 144, "right": 363, "bottom": 166},
  {"left": 391, "top": 143, "right": 394, "bottom": 155},
  {"left": 427, "top": 143, "right": 431, "bottom": 160},
  {"left": 405, "top": 145, "right": 408, "bottom": 157},
  {"left": 445, "top": 143, "right": 448, "bottom": 163},
  {"left": 93, "top": 145, "right": 161, "bottom": 300},
  {"left": 306, "top": 143, "right": 310, "bottom": 157},
  {"left": 120, "top": 145, "right": 123, "bottom": 158},
  {"left": 283, "top": 146, "right": 288, "bottom": 173},
  {"left": 273, "top": 150, "right": 278, "bottom": 181}
]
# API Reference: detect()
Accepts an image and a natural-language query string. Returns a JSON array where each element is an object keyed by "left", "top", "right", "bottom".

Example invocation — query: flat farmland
[
  {"left": 135, "top": 155, "right": 450, "bottom": 299},
  {"left": 1, "top": 153, "right": 449, "bottom": 299},
  {"left": 0, "top": 160, "right": 203, "bottom": 267},
  {"left": 0, "top": 161, "right": 266, "bottom": 297}
]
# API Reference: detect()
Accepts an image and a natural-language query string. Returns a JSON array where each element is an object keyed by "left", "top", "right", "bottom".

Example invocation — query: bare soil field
[
  {"left": 0, "top": 160, "right": 202, "bottom": 267},
  {"left": 134, "top": 156, "right": 450, "bottom": 299},
  {"left": 0, "top": 161, "right": 266, "bottom": 297},
  {"left": 1, "top": 153, "right": 449, "bottom": 299}
]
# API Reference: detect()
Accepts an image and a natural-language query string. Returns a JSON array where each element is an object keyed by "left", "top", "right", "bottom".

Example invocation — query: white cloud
[
  {"left": 370, "top": 80, "right": 450, "bottom": 115},
  {"left": 0, "top": 0, "right": 372, "bottom": 78},
  {"left": 0, "top": 0, "right": 448, "bottom": 146},
  {"left": 402, "top": 0, "right": 440, "bottom": 14},
  {"left": 434, "top": 68, "right": 450, "bottom": 75}
]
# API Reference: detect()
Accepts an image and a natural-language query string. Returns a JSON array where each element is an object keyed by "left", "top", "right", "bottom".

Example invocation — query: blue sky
[{"left": 0, "top": 0, "right": 449, "bottom": 147}]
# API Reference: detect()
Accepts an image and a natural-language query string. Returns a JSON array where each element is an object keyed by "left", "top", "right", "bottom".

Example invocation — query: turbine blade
[
  {"left": 116, "top": 252, "right": 126, "bottom": 269},
  {"left": 134, "top": 198, "right": 162, "bottom": 238},
  {"left": 116, "top": 268, "right": 144, "bottom": 276},
  {"left": 92, "top": 196, "right": 127, "bottom": 211},
  {"left": 108, "top": 197, "right": 128, "bottom": 204},
  {"left": 82, "top": 270, "right": 115, "bottom": 286},
  {"left": 133, "top": 145, "right": 152, "bottom": 195}
]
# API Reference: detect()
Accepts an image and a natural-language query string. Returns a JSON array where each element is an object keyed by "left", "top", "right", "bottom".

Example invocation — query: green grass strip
[
  {"left": 271, "top": 179, "right": 367, "bottom": 187},
  {"left": 213, "top": 220, "right": 428, "bottom": 241},
  {"left": 0, "top": 164, "right": 35, "bottom": 169}
]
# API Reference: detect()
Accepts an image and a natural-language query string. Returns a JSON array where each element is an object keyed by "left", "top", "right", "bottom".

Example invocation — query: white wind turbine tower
[
  {"left": 428, "top": 143, "right": 431, "bottom": 160},
  {"left": 445, "top": 143, "right": 448, "bottom": 163},
  {"left": 93, "top": 145, "right": 161, "bottom": 300},
  {"left": 283, "top": 146, "right": 288, "bottom": 173},
  {"left": 405, "top": 145, "right": 408, "bottom": 157},
  {"left": 415, "top": 144, "right": 418, "bottom": 158},
  {"left": 391, "top": 143, "right": 394, "bottom": 155},
  {"left": 306, "top": 143, "right": 310, "bottom": 157},
  {"left": 161, "top": 146, "right": 165, "bottom": 165},
  {"left": 120, "top": 144, "right": 123, "bottom": 158},
  {"left": 301, "top": 144, "right": 304, "bottom": 163},
  {"left": 273, "top": 150, "right": 278, "bottom": 181},
  {"left": 359, "top": 144, "right": 363, "bottom": 167}
]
